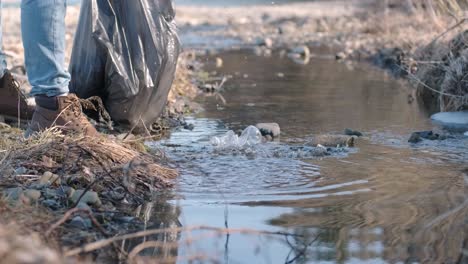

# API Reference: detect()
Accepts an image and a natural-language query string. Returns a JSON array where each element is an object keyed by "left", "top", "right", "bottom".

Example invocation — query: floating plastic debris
[
  {"left": 431, "top": 111, "right": 468, "bottom": 127},
  {"left": 210, "top": 126, "right": 262, "bottom": 149}
]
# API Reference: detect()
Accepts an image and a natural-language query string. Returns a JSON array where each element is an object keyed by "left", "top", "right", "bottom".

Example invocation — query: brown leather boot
[
  {"left": 25, "top": 94, "right": 98, "bottom": 137},
  {"left": 0, "top": 70, "right": 34, "bottom": 121}
]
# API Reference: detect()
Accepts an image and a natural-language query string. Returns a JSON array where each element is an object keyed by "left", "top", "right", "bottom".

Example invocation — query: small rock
[
  {"left": 70, "top": 190, "right": 102, "bottom": 207},
  {"left": 278, "top": 22, "right": 296, "bottom": 34},
  {"left": 0, "top": 122, "right": 11, "bottom": 129},
  {"left": 43, "top": 188, "right": 61, "bottom": 199},
  {"left": 256, "top": 123, "right": 281, "bottom": 137},
  {"left": 344, "top": 128, "right": 363, "bottom": 137},
  {"left": 183, "top": 123, "right": 195, "bottom": 131},
  {"left": 307, "top": 135, "right": 355, "bottom": 147},
  {"left": 14, "top": 167, "right": 28, "bottom": 175},
  {"left": 289, "top": 45, "right": 310, "bottom": 58},
  {"left": 115, "top": 216, "right": 136, "bottom": 224},
  {"left": 264, "top": 135, "right": 273, "bottom": 142},
  {"left": 215, "top": 57, "right": 223, "bottom": 68},
  {"left": 23, "top": 189, "right": 41, "bottom": 202},
  {"left": 69, "top": 216, "right": 92, "bottom": 229},
  {"left": 287, "top": 52, "right": 310, "bottom": 65},
  {"left": 39, "top": 172, "right": 61, "bottom": 186},
  {"left": 42, "top": 199, "right": 61, "bottom": 210},
  {"left": 256, "top": 37, "right": 273, "bottom": 48},
  {"left": 277, "top": 72, "right": 285, "bottom": 78},
  {"left": 3, "top": 187, "right": 23, "bottom": 201},
  {"left": 76, "top": 202, "right": 91, "bottom": 211},
  {"left": 464, "top": 131, "right": 468, "bottom": 136},
  {"left": 335, "top": 52, "right": 347, "bottom": 60},
  {"left": 65, "top": 187, "right": 75, "bottom": 198},
  {"left": 408, "top": 133, "right": 422, "bottom": 143},
  {"left": 108, "top": 187, "right": 126, "bottom": 201},
  {"left": 408, "top": 131, "right": 447, "bottom": 143}
]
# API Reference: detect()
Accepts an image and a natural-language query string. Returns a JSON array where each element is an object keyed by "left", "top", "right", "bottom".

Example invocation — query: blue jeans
[{"left": 0, "top": 0, "right": 70, "bottom": 97}]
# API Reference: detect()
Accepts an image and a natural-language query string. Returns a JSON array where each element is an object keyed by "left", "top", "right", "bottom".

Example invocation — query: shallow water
[{"left": 147, "top": 50, "right": 468, "bottom": 263}]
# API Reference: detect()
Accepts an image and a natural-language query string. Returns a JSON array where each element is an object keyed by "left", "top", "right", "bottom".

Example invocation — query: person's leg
[
  {"left": 22, "top": 0, "right": 97, "bottom": 137},
  {"left": 0, "top": 0, "right": 7, "bottom": 78},
  {"left": 21, "top": 0, "right": 70, "bottom": 97}
]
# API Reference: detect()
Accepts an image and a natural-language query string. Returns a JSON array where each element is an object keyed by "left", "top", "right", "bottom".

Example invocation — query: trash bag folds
[{"left": 69, "top": 0, "right": 180, "bottom": 129}]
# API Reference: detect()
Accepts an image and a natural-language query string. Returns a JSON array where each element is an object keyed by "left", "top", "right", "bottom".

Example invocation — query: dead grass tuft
[
  {"left": 0, "top": 127, "right": 178, "bottom": 201},
  {"left": 414, "top": 27, "right": 468, "bottom": 112}
]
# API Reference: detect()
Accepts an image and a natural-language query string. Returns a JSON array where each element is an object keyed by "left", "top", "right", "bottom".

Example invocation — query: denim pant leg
[
  {"left": 0, "top": 0, "right": 7, "bottom": 79},
  {"left": 21, "top": 0, "right": 70, "bottom": 97}
]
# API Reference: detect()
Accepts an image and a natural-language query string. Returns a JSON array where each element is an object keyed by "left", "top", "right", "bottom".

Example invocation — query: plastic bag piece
[
  {"left": 211, "top": 126, "right": 262, "bottom": 149},
  {"left": 69, "top": 0, "right": 180, "bottom": 130}
]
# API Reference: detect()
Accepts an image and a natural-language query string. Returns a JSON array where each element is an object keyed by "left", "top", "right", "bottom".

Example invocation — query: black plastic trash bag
[{"left": 69, "top": 0, "right": 180, "bottom": 129}]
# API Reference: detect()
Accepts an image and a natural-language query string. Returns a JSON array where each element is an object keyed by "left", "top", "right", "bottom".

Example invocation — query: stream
[{"left": 146, "top": 50, "right": 467, "bottom": 263}]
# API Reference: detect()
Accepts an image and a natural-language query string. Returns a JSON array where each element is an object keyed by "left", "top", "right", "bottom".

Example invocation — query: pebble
[
  {"left": 108, "top": 187, "right": 126, "bottom": 201},
  {"left": 183, "top": 123, "right": 195, "bottom": 131},
  {"left": 23, "top": 189, "right": 41, "bottom": 202},
  {"left": 278, "top": 22, "right": 296, "bottom": 34},
  {"left": 69, "top": 216, "right": 92, "bottom": 229},
  {"left": 344, "top": 128, "right": 363, "bottom": 137},
  {"left": 277, "top": 72, "right": 285, "bottom": 78},
  {"left": 39, "top": 172, "right": 61, "bottom": 186},
  {"left": 3, "top": 187, "right": 23, "bottom": 201},
  {"left": 42, "top": 199, "right": 61, "bottom": 210},
  {"left": 43, "top": 188, "right": 58, "bottom": 199},
  {"left": 70, "top": 190, "right": 102, "bottom": 207},
  {"left": 289, "top": 45, "right": 310, "bottom": 58},
  {"left": 408, "top": 133, "right": 422, "bottom": 143},
  {"left": 14, "top": 167, "right": 28, "bottom": 175},
  {"left": 0, "top": 122, "right": 11, "bottom": 129},
  {"left": 115, "top": 216, "right": 136, "bottom": 224},
  {"left": 307, "top": 135, "right": 355, "bottom": 147},
  {"left": 287, "top": 53, "right": 310, "bottom": 65},
  {"left": 408, "top": 131, "right": 447, "bottom": 143},
  {"left": 256, "top": 123, "right": 281, "bottom": 137},
  {"left": 76, "top": 202, "right": 92, "bottom": 211},
  {"left": 215, "top": 57, "right": 223, "bottom": 68},
  {"left": 335, "top": 52, "right": 347, "bottom": 60},
  {"left": 256, "top": 37, "right": 273, "bottom": 48}
]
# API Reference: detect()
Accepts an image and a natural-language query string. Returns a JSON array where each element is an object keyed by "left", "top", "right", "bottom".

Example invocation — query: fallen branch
[{"left": 65, "top": 225, "right": 303, "bottom": 257}]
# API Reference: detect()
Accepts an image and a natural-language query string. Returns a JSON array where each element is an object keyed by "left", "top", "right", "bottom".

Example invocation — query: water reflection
[{"left": 144, "top": 50, "right": 467, "bottom": 263}]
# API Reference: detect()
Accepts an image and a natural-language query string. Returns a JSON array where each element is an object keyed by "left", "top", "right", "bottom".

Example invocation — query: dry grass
[
  {"left": 0, "top": 127, "right": 178, "bottom": 201},
  {"left": 0, "top": 126, "right": 180, "bottom": 263},
  {"left": 167, "top": 53, "right": 199, "bottom": 111},
  {"left": 0, "top": 222, "right": 62, "bottom": 264},
  {"left": 413, "top": 23, "right": 468, "bottom": 112}
]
